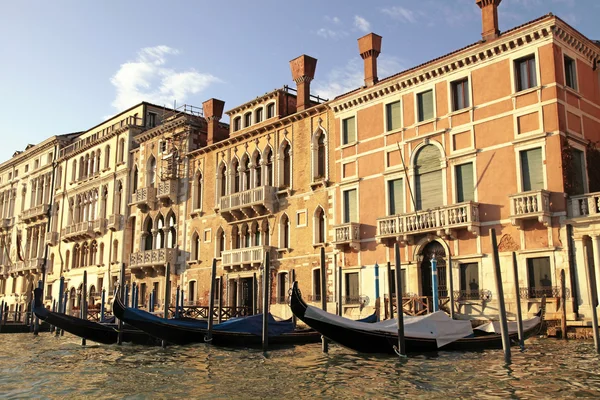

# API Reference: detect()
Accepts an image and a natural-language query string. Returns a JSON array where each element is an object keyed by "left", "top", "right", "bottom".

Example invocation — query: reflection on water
[{"left": 0, "top": 333, "right": 599, "bottom": 399}]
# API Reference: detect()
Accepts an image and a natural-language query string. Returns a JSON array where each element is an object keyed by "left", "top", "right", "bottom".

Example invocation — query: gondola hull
[{"left": 290, "top": 282, "right": 542, "bottom": 354}]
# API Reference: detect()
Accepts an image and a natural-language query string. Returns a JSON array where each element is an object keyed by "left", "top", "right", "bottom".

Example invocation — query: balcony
[
  {"left": 45, "top": 231, "right": 59, "bottom": 246},
  {"left": 132, "top": 186, "right": 157, "bottom": 210},
  {"left": 376, "top": 202, "right": 480, "bottom": 243},
  {"left": 12, "top": 258, "right": 43, "bottom": 275},
  {"left": 157, "top": 180, "right": 177, "bottom": 204},
  {"left": 568, "top": 192, "right": 600, "bottom": 221},
  {"left": 61, "top": 221, "right": 95, "bottom": 242},
  {"left": 509, "top": 190, "right": 550, "bottom": 227},
  {"left": 107, "top": 214, "right": 123, "bottom": 231},
  {"left": 219, "top": 186, "right": 277, "bottom": 222},
  {"left": 129, "top": 248, "right": 178, "bottom": 278},
  {"left": 20, "top": 203, "right": 50, "bottom": 224},
  {"left": 332, "top": 222, "right": 361, "bottom": 250},
  {"left": 92, "top": 218, "right": 107, "bottom": 235},
  {"left": 0, "top": 217, "right": 14, "bottom": 231},
  {"left": 221, "top": 246, "right": 272, "bottom": 271}
]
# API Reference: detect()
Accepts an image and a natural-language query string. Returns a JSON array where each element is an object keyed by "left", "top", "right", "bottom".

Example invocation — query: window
[
  {"left": 56, "top": 166, "right": 62, "bottom": 187},
  {"left": 342, "top": 116, "right": 356, "bottom": 145},
  {"left": 280, "top": 214, "right": 290, "bottom": 249},
  {"left": 312, "top": 269, "right": 321, "bottom": 300},
  {"left": 216, "top": 229, "right": 225, "bottom": 258},
  {"left": 147, "top": 156, "right": 156, "bottom": 186},
  {"left": 264, "top": 148, "right": 273, "bottom": 186},
  {"left": 218, "top": 163, "right": 227, "bottom": 197},
  {"left": 267, "top": 103, "right": 275, "bottom": 119},
  {"left": 282, "top": 143, "right": 291, "bottom": 187},
  {"left": 451, "top": 78, "right": 470, "bottom": 111},
  {"left": 139, "top": 283, "right": 147, "bottom": 306},
  {"left": 345, "top": 272, "right": 359, "bottom": 303},
  {"left": 386, "top": 101, "right": 402, "bottom": 131},
  {"left": 24, "top": 165, "right": 29, "bottom": 173},
  {"left": 455, "top": 162, "right": 474, "bottom": 203},
  {"left": 417, "top": 90, "right": 434, "bottom": 122},
  {"left": 515, "top": 55, "right": 537, "bottom": 92},
  {"left": 148, "top": 112, "right": 157, "bottom": 128},
  {"left": 14, "top": 169, "right": 18, "bottom": 177},
  {"left": 414, "top": 145, "right": 443, "bottom": 210},
  {"left": 34, "top": 160, "right": 39, "bottom": 169},
  {"left": 564, "top": 55, "right": 577, "bottom": 90},
  {"left": 387, "top": 178, "right": 403, "bottom": 215},
  {"left": 520, "top": 147, "right": 543, "bottom": 191},
  {"left": 459, "top": 263, "right": 479, "bottom": 299},
  {"left": 119, "top": 139, "right": 125, "bottom": 163},
  {"left": 255, "top": 108, "right": 263, "bottom": 123},
  {"left": 316, "top": 133, "right": 326, "bottom": 179},
  {"left": 159, "top": 141, "right": 167, "bottom": 154},
  {"left": 195, "top": 172, "right": 203, "bottom": 209},
  {"left": 277, "top": 272, "right": 288, "bottom": 303},
  {"left": 232, "top": 159, "right": 240, "bottom": 193},
  {"left": 244, "top": 112, "right": 252, "bottom": 127},
  {"left": 527, "top": 257, "right": 552, "bottom": 298},
  {"left": 314, "top": 207, "right": 326, "bottom": 244},
  {"left": 569, "top": 148, "right": 585, "bottom": 195},
  {"left": 233, "top": 117, "right": 241, "bottom": 132},
  {"left": 192, "top": 232, "right": 200, "bottom": 261},
  {"left": 343, "top": 189, "right": 357, "bottom": 223},
  {"left": 188, "top": 281, "right": 196, "bottom": 305},
  {"left": 104, "top": 145, "right": 110, "bottom": 169}
]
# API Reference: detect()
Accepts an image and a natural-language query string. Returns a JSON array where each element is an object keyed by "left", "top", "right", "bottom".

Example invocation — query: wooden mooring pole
[
  {"left": 491, "top": 229, "right": 510, "bottom": 363},
  {"left": 262, "top": 251, "right": 270, "bottom": 352},
  {"left": 117, "top": 263, "right": 125, "bottom": 345},
  {"left": 337, "top": 253, "right": 342, "bottom": 317},
  {"left": 560, "top": 269, "right": 568, "bottom": 341},
  {"left": 583, "top": 246, "right": 600, "bottom": 353},
  {"left": 320, "top": 246, "right": 329, "bottom": 353},
  {"left": 33, "top": 280, "right": 42, "bottom": 335},
  {"left": 206, "top": 258, "right": 217, "bottom": 344},
  {"left": 512, "top": 252, "right": 525, "bottom": 349},
  {"left": 290, "top": 269, "right": 297, "bottom": 329},
  {"left": 387, "top": 261, "right": 394, "bottom": 320},
  {"left": 394, "top": 242, "right": 406, "bottom": 357},
  {"left": 218, "top": 277, "right": 223, "bottom": 324},
  {"left": 162, "top": 262, "right": 171, "bottom": 348},
  {"left": 81, "top": 270, "right": 87, "bottom": 346}
]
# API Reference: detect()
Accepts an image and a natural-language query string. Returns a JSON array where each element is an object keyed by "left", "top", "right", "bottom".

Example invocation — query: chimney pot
[
  {"left": 358, "top": 33, "right": 382, "bottom": 87},
  {"left": 290, "top": 55, "right": 317, "bottom": 112},
  {"left": 476, "top": 0, "right": 502, "bottom": 41},
  {"left": 202, "top": 98, "right": 225, "bottom": 145}
]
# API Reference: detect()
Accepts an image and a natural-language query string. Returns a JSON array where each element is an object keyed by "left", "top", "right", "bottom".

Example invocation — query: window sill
[
  {"left": 448, "top": 107, "right": 473, "bottom": 117},
  {"left": 102, "top": 167, "right": 110, "bottom": 173},
  {"left": 384, "top": 127, "right": 404, "bottom": 136},
  {"left": 277, "top": 248, "right": 290, "bottom": 254},
  {"left": 563, "top": 85, "right": 581, "bottom": 99},
  {"left": 312, "top": 243, "right": 327, "bottom": 248},
  {"left": 340, "top": 141, "right": 357, "bottom": 150},
  {"left": 277, "top": 187, "right": 292, "bottom": 197},
  {"left": 415, "top": 117, "right": 436, "bottom": 127},
  {"left": 190, "top": 209, "right": 203, "bottom": 218},
  {"left": 512, "top": 86, "right": 541, "bottom": 98},
  {"left": 310, "top": 179, "right": 328, "bottom": 189},
  {"left": 186, "top": 260, "right": 200, "bottom": 265},
  {"left": 116, "top": 162, "right": 125, "bottom": 167}
]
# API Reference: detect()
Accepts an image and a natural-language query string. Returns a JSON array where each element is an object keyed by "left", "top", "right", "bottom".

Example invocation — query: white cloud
[
  {"left": 110, "top": 45, "right": 220, "bottom": 111},
  {"left": 380, "top": 6, "right": 417, "bottom": 23},
  {"left": 324, "top": 15, "right": 342, "bottom": 25},
  {"left": 316, "top": 28, "right": 348, "bottom": 40},
  {"left": 354, "top": 15, "right": 371, "bottom": 33}
]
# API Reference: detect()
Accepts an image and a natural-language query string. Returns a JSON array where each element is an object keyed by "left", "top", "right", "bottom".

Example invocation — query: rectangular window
[
  {"left": 570, "top": 148, "right": 585, "bottom": 195},
  {"left": 342, "top": 116, "right": 356, "bottom": 145},
  {"left": 313, "top": 269, "right": 321, "bottom": 300},
  {"left": 387, "top": 178, "right": 403, "bottom": 215},
  {"left": 148, "top": 112, "right": 157, "bottom": 128},
  {"left": 267, "top": 103, "right": 275, "bottom": 119},
  {"left": 451, "top": 78, "right": 470, "bottom": 111},
  {"left": 24, "top": 165, "right": 29, "bottom": 173},
  {"left": 564, "top": 55, "right": 577, "bottom": 90},
  {"left": 459, "top": 263, "right": 479, "bottom": 299},
  {"left": 417, "top": 90, "right": 434, "bottom": 122},
  {"left": 455, "top": 162, "right": 474, "bottom": 203},
  {"left": 515, "top": 55, "right": 537, "bottom": 92},
  {"left": 255, "top": 108, "right": 263, "bottom": 123},
  {"left": 343, "top": 189, "right": 357, "bottom": 223},
  {"left": 345, "top": 272, "right": 359, "bottom": 303},
  {"left": 385, "top": 101, "right": 402, "bottom": 131},
  {"left": 527, "top": 257, "right": 552, "bottom": 298},
  {"left": 520, "top": 147, "right": 543, "bottom": 191}
]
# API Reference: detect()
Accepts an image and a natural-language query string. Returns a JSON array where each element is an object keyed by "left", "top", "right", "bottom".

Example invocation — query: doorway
[{"left": 420, "top": 241, "right": 447, "bottom": 297}]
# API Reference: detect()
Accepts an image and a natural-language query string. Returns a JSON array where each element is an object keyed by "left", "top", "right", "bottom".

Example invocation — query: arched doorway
[{"left": 420, "top": 241, "right": 447, "bottom": 298}]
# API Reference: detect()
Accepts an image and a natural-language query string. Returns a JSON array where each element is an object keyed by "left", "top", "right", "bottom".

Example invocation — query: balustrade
[
  {"left": 569, "top": 192, "right": 600, "bottom": 219},
  {"left": 221, "top": 246, "right": 271, "bottom": 269},
  {"left": 219, "top": 185, "right": 277, "bottom": 222},
  {"left": 509, "top": 190, "right": 550, "bottom": 226},
  {"left": 332, "top": 222, "right": 360, "bottom": 249}
]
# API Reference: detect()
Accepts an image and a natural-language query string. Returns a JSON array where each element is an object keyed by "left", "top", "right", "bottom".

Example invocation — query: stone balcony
[
  {"left": 568, "top": 192, "right": 600, "bottom": 221},
  {"left": 509, "top": 190, "right": 550, "bottom": 227},
  {"left": 107, "top": 214, "right": 123, "bottom": 231},
  {"left": 12, "top": 258, "right": 44, "bottom": 275},
  {"left": 0, "top": 217, "right": 14, "bottom": 231},
  {"left": 221, "top": 245, "right": 272, "bottom": 271},
  {"left": 45, "top": 231, "right": 59, "bottom": 246},
  {"left": 376, "top": 202, "right": 480, "bottom": 243},
  {"left": 219, "top": 185, "right": 277, "bottom": 222},
  {"left": 129, "top": 248, "right": 178, "bottom": 278},
  {"left": 332, "top": 222, "right": 361, "bottom": 249},
  {"left": 20, "top": 203, "right": 50, "bottom": 224},
  {"left": 157, "top": 180, "right": 177, "bottom": 204},
  {"left": 132, "top": 186, "right": 157, "bottom": 210},
  {"left": 61, "top": 221, "right": 95, "bottom": 242}
]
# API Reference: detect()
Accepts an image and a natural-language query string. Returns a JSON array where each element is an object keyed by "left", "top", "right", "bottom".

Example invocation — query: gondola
[
  {"left": 112, "top": 294, "right": 376, "bottom": 347},
  {"left": 32, "top": 288, "right": 157, "bottom": 345},
  {"left": 290, "top": 281, "right": 543, "bottom": 354}
]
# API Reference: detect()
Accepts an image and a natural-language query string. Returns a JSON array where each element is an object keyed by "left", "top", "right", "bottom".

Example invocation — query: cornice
[
  {"left": 0, "top": 138, "right": 60, "bottom": 172},
  {"left": 225, "top": 90, "right": 282, "bottom": 116},
  {"left": 134, "top": 115, "right": 204, "bottom": 144},
  {"left": 58, "top": 125, "right": 143, "bottom": 162}
]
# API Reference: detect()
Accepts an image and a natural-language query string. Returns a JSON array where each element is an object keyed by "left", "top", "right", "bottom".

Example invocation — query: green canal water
[{"left": 0, "top": 333, "right": 599, "bottom": 399}]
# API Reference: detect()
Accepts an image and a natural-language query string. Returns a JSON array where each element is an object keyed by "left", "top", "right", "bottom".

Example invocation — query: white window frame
[
  {"left": 312, "top": 205, "right": 327, "bottom": 246},
  {"left": 514, "top": 141, "right": 547, "bottom": 192},
  {"left": 447, "top": 71, "right": 473, "bottom": 114},
  {"left": 384, "top": 174, "right": 406, "bottom": 216},
  {"left": 341, "top": 114, "right": 358, "bottom": 147},
  {"left": 384, "top": 98, "right": 402, "bottom": 133},
  {"left": 341, "top": 185, "right": 359, "bottom": 224},
  {"left": 509, "top": 49, "right": 541, "bottom": 95},
  {"left": 414, "top": 84, "right": 437, "bottom": 125},
  {"left": 561, "top": 48, "right": 580, "bottom": 93},
  {"left": 450, "top": 157, "right": 478, "bottom": 204}
]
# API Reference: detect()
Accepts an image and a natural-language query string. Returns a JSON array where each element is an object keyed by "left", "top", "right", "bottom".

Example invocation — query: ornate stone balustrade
[
  {"left": 509, "top": 190, "right": 550, "bottom": 227},
  {"left": 332, "top": 222, "right": 361, "bottom": 249},
  {"left": 219, "top": 185, "right": 277, "bottom": 222},
  {"left": 129, "top": 248, "right": 178, "bottom": 269},
  {"left": 132, "top": 186, "right": 157, "bottom": 210},
  {"left": 569, "top": 192, "right": 600, "bottom": 219},
  {"left": 61, "top": 221, "right": 95, "bottom": 242},
  {"left": 45, "top": 231, "right": 59, "bottom": 246},
  {"left": 21, "top": 203, "right": 50, "bottom": 223},
  {"left": 107, "top": 214, "right": 123, "bottom": 231},
  {"left": 221, "top": 246, "right": 271, "bottom": 270},
  {"left": 157, "top": 180, "right": 177, "bottom": 204}
]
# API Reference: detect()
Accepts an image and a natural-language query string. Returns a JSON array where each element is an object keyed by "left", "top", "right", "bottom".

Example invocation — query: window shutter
[
  {"left": 388, "top": 178, "right": 404, "bottom": 215},
  {"left": 346, "top": 272, "right": 359, "bottom": 297},
  {"left": 571, "top": 149, "right": 585, "bottom": 195},
  {"left": 456, "top": 163, "right": 474, "bottom": 202},
  {"left": 343, "top": 117, "right": 356, "bottom": 144},
  {"left": 344, "top": 189, "right": 357, "bottom": 223},
  {"left": 386, "top": 101, "right": 401, "bottom": 131},
  {"left": 521, "top": 147, "right": 543, "bottom": 191},
  {"left": 418, "top": 90, "right": 434, "bottom": 121},
  {"left": 415, "top": 145, "right": 443, "bottom": 210}
]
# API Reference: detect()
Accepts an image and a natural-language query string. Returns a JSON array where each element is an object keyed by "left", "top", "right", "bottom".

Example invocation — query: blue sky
[{"left": 0, "top": 0, "right": 598, "bottom": 162}]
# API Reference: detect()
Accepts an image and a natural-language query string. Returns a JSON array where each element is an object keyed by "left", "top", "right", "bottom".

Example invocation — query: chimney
[
  {"left": 202, "top": 98, "right": 225, "bottom": 145},
  {"left": 289, "top": 55, "right": 317, "bottom": 112},
  {"left": 476, "top": 0, "right": 502, "bottom": 41},
  {"left": 358, "top": 33, "right": 382, "bottom": 87}
]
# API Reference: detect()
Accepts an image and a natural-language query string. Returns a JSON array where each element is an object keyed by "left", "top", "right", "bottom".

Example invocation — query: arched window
[
  {"left": 84, "top": 154, "right": 90, "bottom": 177},
  {"left": 194, "top": 171, "right": 203, "bottom": 210},
  {"left": 191, "top": 232, "right": 200, "bottom": 261},
  {"left": 56, "top": 165, "right": 62, "bottom": 187},
  {"left": 253, "top": 151, "right": 262, "bottom": 188},
  {"left": 232, "top": 158, "right": 240, "bottom": 193},
  {"left": 218, "top": 163, "right": 227, "bottom": 198},
  {"left": 264, "top": 147, "right": 273, "bottom": 186},
  {"left": 114, "top": 181, "right": 123, "bottom": 215},
  {"left": 316, "top": 132, "right": 326, "bottom": 179},
  {"left": 216, "top": 228, "right": 226, "bottom": 258},
  {"left": 101, "top": 186, "right": 108, "bottom": 218},
  {"left": 233, "top": 117, "right": 241, "bottom": 132},
  {"left": 414, "top": 144, "right": 443, "bottom": 211},
  {"left": 280, "top": 214, "right": 290, "bottom": 249},
  {"left": 147, "top": 156, "right": 156, "bottom": 187},
  {"left": 255, "top": 107, "right": 263, "bottom": 123},
  {"left": 99, "top": 243, "right": 104, "bottom": 265},
  {"left": 244, "top": 112, "right": 252, "bottom": 127},
  {"left": 112, "top": 240, "right": 119, "bottom": 263},
  {"left": 90, "top": 241, "right": 98, "bottom": 265},
  {"left": 242, "top": 156, "right": 250, "bottom": 191},
  {"left": 79, "top": 157, "right": 84, "bottom": 180},
  {"left": 72, "top": 160, "right": 77, "bottom": 182},
  {"left": 314, "top": 206, "right": 326, "bottom": 244},
  {"left": 95, "top": 151, "right": 101, "bottom": 174},
  {"left": 90, "top": 151, "right": 95, "bottom": 175},
  {"left": 119, "top": 138, "right": 125, "bottom": 163},
  {"left": 167, "top": 214, "right": 176, "bottom": 248},
  {"left": 104, "top": 145, "right": 110, "bottom": 169},
  {"left": 143, "top": 217, "right": 153, "bottom": 251},
  {"left": 131, "top": 165, "right": 138, "bottom": 194},
  {"left": 281, "top": 142, "right": 291, "bottom": 187},
  {"left": 81, "top": 242, "right": 88, "bottom": 267},
  {"left": 156, "top": 215, "right": 165, "bottom": 249},
  {"left": 266, "top": 103, "right": 275, "bottom": 119}
]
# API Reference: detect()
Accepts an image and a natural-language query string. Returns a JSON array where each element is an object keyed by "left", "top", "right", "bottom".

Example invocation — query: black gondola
[
  {"left": 290, "top": 281, "right": 543, "bottom": 354},
  {"left": 32, "top": 288, "right": 156, "bottom": 345}
]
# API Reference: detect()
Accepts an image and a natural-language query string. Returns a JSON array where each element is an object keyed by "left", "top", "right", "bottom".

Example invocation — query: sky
[{"left": 0, "top": 0, "right": 598, "bottom": 163}]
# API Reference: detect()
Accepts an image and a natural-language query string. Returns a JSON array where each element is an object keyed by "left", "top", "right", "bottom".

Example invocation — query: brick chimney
[
  {"left": 202, "top": 98, "right": 225, "bottom": 145},
  {"left": 476, "top": 0, "right": 502, "bottom": 41},
  {"left": 289, "top": 55, "right": 317, "bottom": 112},
  {"left": 358, "top": 33, "right": 382, "bottom": 87}
]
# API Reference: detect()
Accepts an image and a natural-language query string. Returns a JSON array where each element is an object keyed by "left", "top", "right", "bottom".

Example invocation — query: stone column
[
  {"left": 574, "top": 238, "right": 592, "bottom": 319},
  {"left": 593, "top": 236, "right": 600, "bottom": 308}
]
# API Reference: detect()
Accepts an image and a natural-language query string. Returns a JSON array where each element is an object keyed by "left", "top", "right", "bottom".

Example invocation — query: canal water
[{"left": 0, "top": 333, "right": 599, "bottom": 399}]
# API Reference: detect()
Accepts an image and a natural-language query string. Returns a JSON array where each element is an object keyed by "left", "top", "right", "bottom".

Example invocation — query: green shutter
[
  {"left": 388, "top": 178, "right": 404, "bottom": 215},
  {"left": 344, "top": 189, "right": 357, "bottom": 223},
  {"left": 343, "top": 117, "right": 356, "bottom": 144},
  {"left": 571, "top": 149, "right": 585, "bottom": 195},
  {"left": 521, "top": 147, "right": 543, "bottom": 191},
  {"left": 456, "top": 163, "right": 474, "bottom": 203},
  {"left": 415, "top": 145, "right": 443, "bottom": 210},
  {"left": 386, "top": 101, "right": 401, "bottom": 131},
  {"left": 345, "top": 272, "right": 359, "bottom": 298},
  {"left": 418, "top": 90, "right": 434, "bottom": 122}
]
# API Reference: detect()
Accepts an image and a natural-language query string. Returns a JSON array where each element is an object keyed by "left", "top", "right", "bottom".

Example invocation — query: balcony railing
[
  {"left": 452, "top": 289, "right": 492, "bottom": 302},
  {"left": 132, "top": 186, "right": 157, "bottom": 209},
  {"left": 332, "top": 222, "right": 361, "bottom": 249},
  {"left": 569, "top": 192, "right": 600, "bottom": 219},
  {"left": 107, "top": 214, "right": 123, "bottom": 231},
  {"left": 0, "top": 217, "right": 14, "bottom": 230},
  {"left": 45, "top": 231, "right": 59, "bottom": 246},
  {"left": 307, "top": 294, "right": 334, "bottom": 302},
  {"left": 509, "top": 190, "right": 550, "bottom": 227},
  {"left": 21, "top": 203, "right": 50, "bottom": 223},
  {"left": 157, "top": 180, "right": 177, "bottom": 203},
  {"left": 11, "top": 258, "right": 43, "bottom": 274},
  {"left": 519, "top": 286, "right": 570, "bottom": 299},
  {"left": 221, "top": 246, "right": 271, "bottom": 269},
  {"left": 92, "top": 218, "right": 107, "bottom": 235},
  {"left": 61, "top": 221, "right": 95, "bottom": 242},
  {"left": 219, "top": 185, "right": 277, "bottom": 222},
  {"left": 376, "top": 202, "right": 480, "bottom": 242},
  {"left": 129, "top": 248, "right": 178, "bottom": 268}
]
